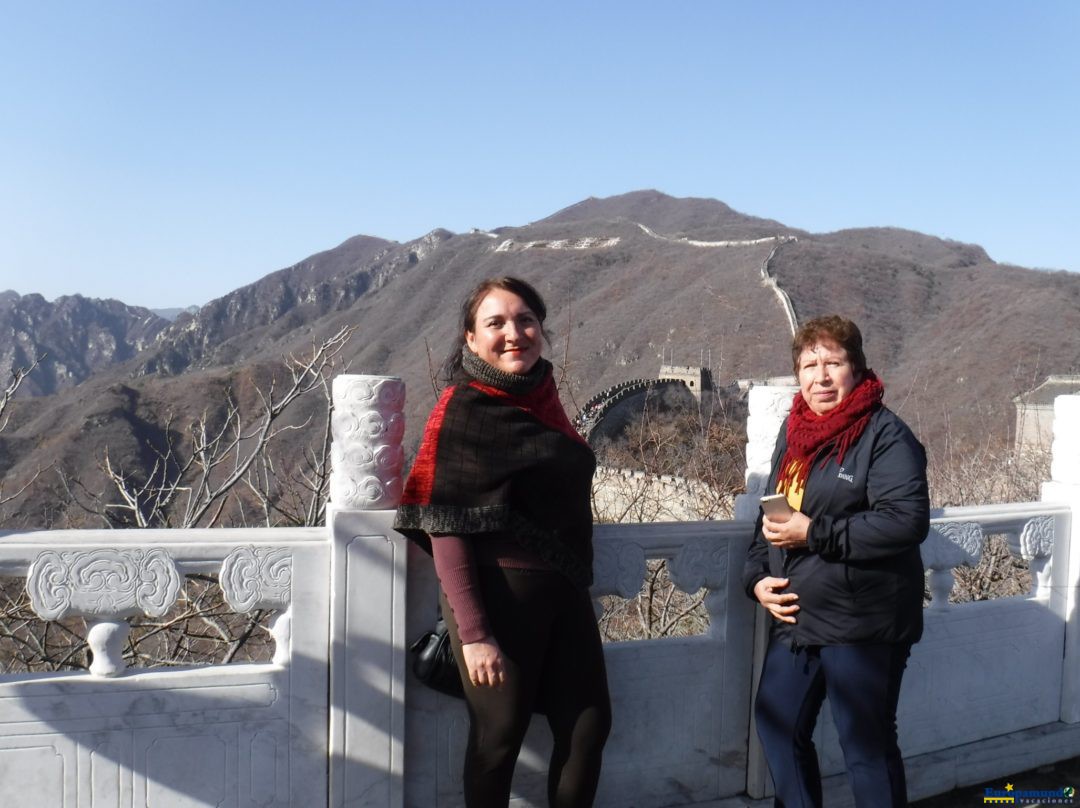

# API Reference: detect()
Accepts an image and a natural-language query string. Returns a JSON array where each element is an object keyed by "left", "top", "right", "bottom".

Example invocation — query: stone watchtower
[{"left": 658, "top": 364, "right": 711, "bottom": 401}]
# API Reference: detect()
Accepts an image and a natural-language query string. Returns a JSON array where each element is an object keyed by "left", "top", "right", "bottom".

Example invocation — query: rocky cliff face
[
  {"left": 133, "top": 232, "right": 427, "bottom": 376},
  {"left": 0, "top": 291, "right": 171, "bottom": 396}
]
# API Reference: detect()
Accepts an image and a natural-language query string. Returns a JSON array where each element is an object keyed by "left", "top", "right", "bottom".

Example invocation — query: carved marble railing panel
[
  {"left": 591, "top": 540, "right": 647, "bottom": 601},
  {"left": 26, "top": 548, "right": 183, "bottom": 621},
  {"left": 221, "top": 545, "right": 294, "bottom": 667},
  {"left": 1019, "top": 515, "right": 1056, "bottom": 594},
  {"left": 220, "top": 546, "right": 292, "bottom": 612},
  {"left": 669, "top": 537, "right": 730, "bottom": 632},
  {"left": 25, "top": 548, "right": 184, "bottom": 677},
  {"left": 922, "top": 503, "right": 1072, "bottom": 608},
  {"left": 922, "top": 521, "right": 983, "bottom": 609},
  {"left": 586, "top": 521, "right": 755, "bottom": 803},
  {"left": 0, "top": 525, "right": 330, "bottom": 805},
  {"left": 329, "top": 374, "right": 405, "bottom": 510},
  {"left": 401, "top": 519, "right": 757, "bottom": 803}
]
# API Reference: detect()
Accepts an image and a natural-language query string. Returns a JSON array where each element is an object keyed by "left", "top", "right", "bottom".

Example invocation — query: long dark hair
[{"left": 442, "top": 277, "right": 549, "bottom": 380}]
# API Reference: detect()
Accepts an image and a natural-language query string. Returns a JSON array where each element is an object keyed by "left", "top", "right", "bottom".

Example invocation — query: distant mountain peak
[{"left": 537, "top": 189, "right": 793, "bottom": 243}]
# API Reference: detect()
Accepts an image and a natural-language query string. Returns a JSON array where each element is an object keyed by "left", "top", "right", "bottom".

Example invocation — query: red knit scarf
[{"left": 779, "top": 370, "right": 884, "bottom": 494}]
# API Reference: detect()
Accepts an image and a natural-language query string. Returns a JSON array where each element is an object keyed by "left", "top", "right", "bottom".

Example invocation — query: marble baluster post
[
  {"left": 327, "top": 374, "right": 408, "bottom": 808},
  {"left": 1041, "top": 393, "right": 1080, "bottom": 723},
  {"left": 733, "top": 383, "right": 797, "bottom": 522},
  {"left": 735, "top": 383, "right": 796, "bottom": 800}
]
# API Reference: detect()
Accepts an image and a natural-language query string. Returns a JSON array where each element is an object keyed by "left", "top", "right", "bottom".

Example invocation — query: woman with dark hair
[
  {"left": 743, "top": 315, "right": 929, "bottom": 808},
  {"left": 395, "top": 277, "right": 611, "bottom": 807}
]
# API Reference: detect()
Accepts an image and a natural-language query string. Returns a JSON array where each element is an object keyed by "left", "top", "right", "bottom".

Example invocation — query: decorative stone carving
[
  {"left": 220, "top": 546, "right": 292, "bottom": 612},
  {"left": 1019, "top": 515, "right": 1055, "bottom": 561},
  {"left": 26, "top": 548, "right": 182, "bottom": 621},
  {"left": 669, "top": 539, "right": 731, "bottom": 631},
  {"left": 591, "top": 540, "right": 646, "bottom": 600},
  {"left": 669, "top": 539, "right": 728, "bottom": 593},
  {"left": 921, "top": 521, "right": 984, "bottom": 571},
  {"left": 926, "top": 569, "right": 955, "bottom": 611},
  {"left": 921, "top": 522, "right": 984, "bottom": 610},
  {"left": 25, "top": 548, "right": 183, "bottom": 678},
  {"left": 269, "top": 608, "right": 292, "bottom": 667},
  {"left": 330, "top": 375, "right": 405, "bottom": 510},
  {"left": 1019, "top": 515, "right": 1056, "bottom": 595}
]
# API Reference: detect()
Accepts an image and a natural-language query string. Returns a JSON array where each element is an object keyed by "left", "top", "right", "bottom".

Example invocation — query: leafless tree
[
  {"left": 0, "top": 355, "right": 48, "bottom": 508},
  {"left": 61, "top": 327, "right": 354, "bottom": 529}
]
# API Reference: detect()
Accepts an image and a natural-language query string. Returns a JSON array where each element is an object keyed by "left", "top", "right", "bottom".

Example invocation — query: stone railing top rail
[
  {"left": 931, "top": 501, "right": 1070, "bottom": 529},
  {"left": 0, "top": 526, "right": 324, "bottom": 576},
  {"left": 594, "top": 518, "right": 754, "bottom": 554},
  {"left": 0, "top": 526, "right": 325, "bottom": 545}
]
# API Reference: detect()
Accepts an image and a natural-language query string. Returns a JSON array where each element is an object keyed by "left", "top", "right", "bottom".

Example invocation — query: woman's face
[
  {"left": 465, "top": 288, "right": 543, "bottom": 375},
  {"left": 797, "top": 340, "right": 861, "bottom": 416}
]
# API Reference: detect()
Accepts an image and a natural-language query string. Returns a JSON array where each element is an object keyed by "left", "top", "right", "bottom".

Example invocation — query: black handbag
[{"left": 409, "top": 616, "right": 465, "bottom": 698}]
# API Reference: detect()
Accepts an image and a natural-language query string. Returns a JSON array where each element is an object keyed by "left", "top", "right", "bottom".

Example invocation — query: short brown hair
[{"left": 791, "top": 315, "right": 867, "bottom": 375}]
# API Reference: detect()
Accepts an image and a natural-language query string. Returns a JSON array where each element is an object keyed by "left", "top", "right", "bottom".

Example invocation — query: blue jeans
[{"left": 755, "top": 637, "right": 911, "bottom": 808}]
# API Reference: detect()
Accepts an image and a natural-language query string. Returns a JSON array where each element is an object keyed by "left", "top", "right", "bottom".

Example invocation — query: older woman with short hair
[{"left": 743, "top": 315, "right": 929, "bottom": 808}]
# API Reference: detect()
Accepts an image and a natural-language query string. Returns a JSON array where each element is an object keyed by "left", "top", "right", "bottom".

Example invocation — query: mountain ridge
[{"left": 2, "top": 190, "right": 1077, "bottom": 528}]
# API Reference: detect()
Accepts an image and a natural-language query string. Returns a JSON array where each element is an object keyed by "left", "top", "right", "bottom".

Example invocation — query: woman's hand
[
  {"left": 461, "top": 636, "right": 507, "bottom": 688},
  {"left": 762, "top": 511, "right": 812, "bottom": 550},
  {"left": 753, "top": 576, "right": 800, "bottom": 624}
]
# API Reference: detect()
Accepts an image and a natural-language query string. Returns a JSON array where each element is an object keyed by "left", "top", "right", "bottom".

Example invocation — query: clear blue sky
[{"left": 1, "top": 2, "right": 1077, "bottom": 309}]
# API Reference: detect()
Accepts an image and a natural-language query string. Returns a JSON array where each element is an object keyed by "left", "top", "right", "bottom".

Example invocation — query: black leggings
[{"left": 441, "top": 566, "right": 611, "bottom": 808}]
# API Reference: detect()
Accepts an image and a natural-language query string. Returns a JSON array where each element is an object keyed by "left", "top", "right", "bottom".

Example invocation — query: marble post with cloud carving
[{"left": 328, "top": 374, "right": 405, "bottom": 510}]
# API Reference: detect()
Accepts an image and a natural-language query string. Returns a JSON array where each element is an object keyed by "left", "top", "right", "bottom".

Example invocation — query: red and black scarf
[
  {"left": 394, "top": 355, "right": 596, "bottom": 587},
  {"left": 779, "top": 370, "right": 885, "bottom": 494}
]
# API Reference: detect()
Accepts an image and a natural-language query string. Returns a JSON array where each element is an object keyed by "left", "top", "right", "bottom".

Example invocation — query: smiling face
[
  {"left": 797, "top": 340, "right": 862, "bottom": 416},
  {"left": 465, "top": 288, "right": 543, "bottom": 375}
]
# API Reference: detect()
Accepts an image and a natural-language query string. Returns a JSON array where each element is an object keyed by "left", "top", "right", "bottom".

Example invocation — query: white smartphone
[{"left": 760, "top": 493, "right": 794, "bottom": 519}]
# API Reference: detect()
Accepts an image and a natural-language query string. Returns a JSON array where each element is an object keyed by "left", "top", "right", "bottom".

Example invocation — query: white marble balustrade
[
  {"left": 0, "top": 380, "right": 1078, "bottom": 807},
  {"left": 0, "top": 527, "right": 330, "bottom": 807}
]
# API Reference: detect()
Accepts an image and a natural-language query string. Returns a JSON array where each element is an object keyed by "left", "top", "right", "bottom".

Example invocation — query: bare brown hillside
[{"left": 2, "top": 190, "right": 1078, "bottom": 528}]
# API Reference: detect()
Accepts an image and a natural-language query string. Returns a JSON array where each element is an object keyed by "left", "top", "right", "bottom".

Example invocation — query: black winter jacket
[{"left": 742, "top": 406, "right": 930, "bottom": 647}]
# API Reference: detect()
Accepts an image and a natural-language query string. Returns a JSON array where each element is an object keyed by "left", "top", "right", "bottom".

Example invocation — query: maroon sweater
[{"left": 431, "top": 532, "right": 554, "bottom": 644}]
